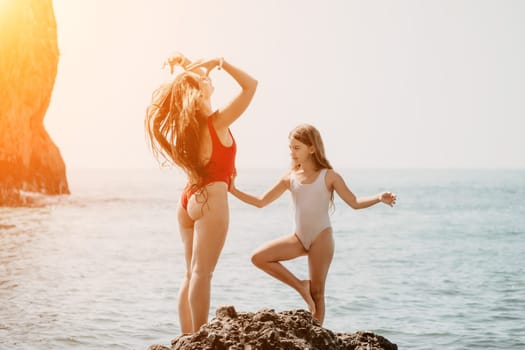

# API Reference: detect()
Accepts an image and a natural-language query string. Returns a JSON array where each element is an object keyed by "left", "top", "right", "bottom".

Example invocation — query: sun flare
[{"left": 0, "top": 0, "right": 20, "bottom": 40}]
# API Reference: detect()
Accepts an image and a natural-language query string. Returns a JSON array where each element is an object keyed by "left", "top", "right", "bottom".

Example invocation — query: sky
[{"left": 45, "top": 0, "right": 525, "bottom": 170}]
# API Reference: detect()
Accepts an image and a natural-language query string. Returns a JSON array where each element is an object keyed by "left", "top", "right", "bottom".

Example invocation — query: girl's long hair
[{"left": 145, "top": 72, "right": 207, "bottom": 190}]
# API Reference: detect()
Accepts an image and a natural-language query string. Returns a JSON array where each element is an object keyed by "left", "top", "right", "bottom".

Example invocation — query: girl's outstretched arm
[
  {"left": 328, "top": 170, "right": 397, "bottom": 209},
  {"left": 229, "top": 173, "right": 289, "bottom": 208}
]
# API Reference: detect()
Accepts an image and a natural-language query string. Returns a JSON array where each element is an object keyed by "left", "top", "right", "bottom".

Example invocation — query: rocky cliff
[
  {"left": 149, "top": 306, "right": 397, "bottom": 350},
  {"left": 0, "top": 0, "right": 69, "bottom": 206}
]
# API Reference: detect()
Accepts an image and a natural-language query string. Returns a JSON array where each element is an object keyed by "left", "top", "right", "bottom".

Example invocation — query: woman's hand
[
  {"left": 184, "top": 57, "right": 223, "bottom": 76},
  {"left": 379, "top": 192, "right": 397, "bottom": 207},
  {"left": 164, "top": 52, "right": 191, "bottom": 74}
]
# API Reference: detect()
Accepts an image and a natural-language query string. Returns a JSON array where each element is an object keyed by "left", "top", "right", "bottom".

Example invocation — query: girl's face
[{"left": 289, "top": 138, "right": 314, "bottom": 166}]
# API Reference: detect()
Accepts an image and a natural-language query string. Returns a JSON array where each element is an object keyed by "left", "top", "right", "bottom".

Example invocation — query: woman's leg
[
  {"left": 176, "top": 204, "right": 194, "bottom": 334},
  {"left": 251, "top": 234, "right": 316, "bottom": 313},
  {"left": 187, "top": 185, "right": 229, "bottom": 331},
  {"left": 307, "top": 228, "right": 334, "bottom": 324}
]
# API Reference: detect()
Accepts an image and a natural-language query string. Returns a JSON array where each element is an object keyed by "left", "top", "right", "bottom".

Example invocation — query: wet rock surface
[{"left": 149, "top": 306, "right": 397, "bottom": 350}]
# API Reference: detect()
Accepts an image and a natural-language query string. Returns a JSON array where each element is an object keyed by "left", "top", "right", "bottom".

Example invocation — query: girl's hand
[
  {"left": 380, "top": 192, "right": 397, "bottom": 207},
  {"left": 229, "top": 169, "right": 238, "bottom": 192},
  {"left": 184, "top": 57, "right": 223, "bottom": 76}
]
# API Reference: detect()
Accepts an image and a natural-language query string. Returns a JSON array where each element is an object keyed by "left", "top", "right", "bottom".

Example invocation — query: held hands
[
  {"left": 228, "top": 169, "right": 237, "bottom": 192},
  {"left": 379, "top": 192, "right": 397, "bottom": 207}
]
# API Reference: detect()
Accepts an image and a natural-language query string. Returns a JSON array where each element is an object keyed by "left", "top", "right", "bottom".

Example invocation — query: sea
[{"left": 0, "top": 168, "right": 524, "bottom": 350}]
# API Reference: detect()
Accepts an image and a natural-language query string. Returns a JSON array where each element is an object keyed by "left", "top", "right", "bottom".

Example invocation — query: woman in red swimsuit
[{"left": 145, "top": 53, "right": 257, "bottom": 333}]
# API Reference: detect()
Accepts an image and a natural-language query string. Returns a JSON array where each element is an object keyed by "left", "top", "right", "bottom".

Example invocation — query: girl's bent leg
[
  {"left": 177, "top": 205, "right": 195, "bottom": 334},
  {"left": 308, "top": 228, "right": 334, "bottom": 325},
  {"left": 251, "top": 234, "right": 315, "bottom": 313}
]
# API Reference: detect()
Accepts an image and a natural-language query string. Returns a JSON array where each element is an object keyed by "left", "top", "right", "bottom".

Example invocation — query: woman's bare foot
[{"left": 298, "top": 280, "right": 316, "bottom": 314}]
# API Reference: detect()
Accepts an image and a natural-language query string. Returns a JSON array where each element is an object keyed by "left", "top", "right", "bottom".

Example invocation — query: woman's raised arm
[{"left": 186, "top": 57, "right": 258, "bottom": 128}]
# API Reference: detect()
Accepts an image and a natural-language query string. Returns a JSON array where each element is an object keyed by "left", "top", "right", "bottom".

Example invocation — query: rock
[
  {"left": 0, "top": 0, "right": 70, "bottom": 206},
  {"left": 216, "top": 305, "right": 238, "bottom": 319},
  {"left": 149, "top": 306, "right": 397, "bottom": 350}
]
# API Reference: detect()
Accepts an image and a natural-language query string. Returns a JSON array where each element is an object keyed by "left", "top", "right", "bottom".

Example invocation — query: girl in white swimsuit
[
  {"left": 230, "top": 124, "right": 397, "bottom": 325},
  {"left": 290, "top": 168, "right": 331, "bottom": 250}
]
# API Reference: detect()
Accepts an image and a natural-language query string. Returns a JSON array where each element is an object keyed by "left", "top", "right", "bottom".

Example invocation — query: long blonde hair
[
  {"left": 289, "top": 124, "right": 333, "bottom": 171},
  {"left": 145, "top": 72, "right": 207, "bottom": 189}
]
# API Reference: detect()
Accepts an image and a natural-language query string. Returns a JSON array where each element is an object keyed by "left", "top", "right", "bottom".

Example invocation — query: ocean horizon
[{"left": 1, "top": 168, "right": 524, "bottom": 349}]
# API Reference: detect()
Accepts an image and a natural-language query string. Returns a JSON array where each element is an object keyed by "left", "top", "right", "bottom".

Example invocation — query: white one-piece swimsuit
[{"left": 290, "top": 168, "right": 332, "bottom": 250}]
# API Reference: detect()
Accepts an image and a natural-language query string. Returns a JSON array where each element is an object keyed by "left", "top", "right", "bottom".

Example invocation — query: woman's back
[{"left": 197, "top": 114, "right": 236, "bottom": 189}]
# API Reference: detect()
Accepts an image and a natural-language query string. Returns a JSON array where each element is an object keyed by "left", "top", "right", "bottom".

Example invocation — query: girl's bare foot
[{"left": 299, "top": 280, "right": 316, "bottom": 314}]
